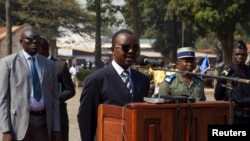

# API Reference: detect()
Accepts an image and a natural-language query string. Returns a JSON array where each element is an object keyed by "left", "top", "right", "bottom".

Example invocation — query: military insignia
[
  {"left": 193, "top": 75, "right": 203, "bottom": 81},
  {"left": 165, "top": 74, "right": 176, "bottom": 83}
]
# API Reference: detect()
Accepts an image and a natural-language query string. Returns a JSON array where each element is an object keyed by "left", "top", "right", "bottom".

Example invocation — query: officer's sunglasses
[
  {"left": 22, "top": 35, "right": 41, "bottom": 43},
  {"left": 113, "top": 44, "right": 140, "bottom": 52}
]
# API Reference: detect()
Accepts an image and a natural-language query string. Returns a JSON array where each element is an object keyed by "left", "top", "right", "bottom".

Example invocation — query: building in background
[
  {"left": 1, "top": 24, "right": 221, "bottom": 71},
  {"left": 0, "top": 24, "right": 33, "bottom": 58}
]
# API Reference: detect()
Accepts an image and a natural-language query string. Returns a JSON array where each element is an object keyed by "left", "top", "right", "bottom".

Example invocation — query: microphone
[
  {"left": 221, "top": 66, "right": 232, "bottom": 76},
  {"left": 136, "top": 55, "right": 164, "bottom": 67}
]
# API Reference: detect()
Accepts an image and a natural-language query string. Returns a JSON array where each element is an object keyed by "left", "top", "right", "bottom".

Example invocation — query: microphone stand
[
  {"left": 152, "top": 68, "right": 249, "bottom": 126},
  {"left": 221, "top": 84, "right": 233, "bottom": 124},
  {"left": 159, "top": 69, "right": 250, "bottom": 85}
]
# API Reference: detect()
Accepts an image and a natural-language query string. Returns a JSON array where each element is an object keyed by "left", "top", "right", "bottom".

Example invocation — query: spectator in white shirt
[{"left": 69, "top": 64, "right": 79, "bottom": 89}]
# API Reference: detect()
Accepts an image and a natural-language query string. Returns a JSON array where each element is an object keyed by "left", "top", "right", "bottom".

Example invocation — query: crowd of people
[{"left": 0, "top": 26, "right": 250, "bottom": 141}]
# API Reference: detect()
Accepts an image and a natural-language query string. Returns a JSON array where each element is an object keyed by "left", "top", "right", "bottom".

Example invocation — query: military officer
[
  {"left": 158, "top": 47, "right": 206, "bottom": 101},
  {"left": 214, "top": 40, "right": 250, "bottom": 124}
]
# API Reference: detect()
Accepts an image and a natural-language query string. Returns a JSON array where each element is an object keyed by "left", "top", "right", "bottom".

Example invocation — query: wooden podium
[{"left": 97, "top": 101, "right": 230, "bottom": 141}]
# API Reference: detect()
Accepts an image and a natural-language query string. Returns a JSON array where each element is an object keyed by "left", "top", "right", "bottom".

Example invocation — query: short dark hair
[
  {"left": 39, "top": 37, "right": 50, "bottom": 52},
  {"left": 111, "top": 29, "right": 134, "bottom": 46}
]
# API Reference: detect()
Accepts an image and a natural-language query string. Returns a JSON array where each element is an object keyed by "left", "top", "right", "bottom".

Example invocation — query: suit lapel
[
  {"left": 106, "top": 64, "right": 129, "bottom": 91},
  {"left": 130, "top": 69, "right": 140, "bottom": 99},
  {"left": 17, "top": 51, "right": 30, "bottom": 76},
  {"left": 106, "top": 65, "right": 134, "bottom": 102}
]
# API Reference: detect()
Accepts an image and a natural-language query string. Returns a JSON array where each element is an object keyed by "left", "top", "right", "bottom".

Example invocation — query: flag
[{"left": 200, "top": 54, "right": 210, "bottom": 74}]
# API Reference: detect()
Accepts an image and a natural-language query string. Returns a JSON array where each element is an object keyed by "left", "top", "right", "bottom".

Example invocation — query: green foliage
[
  {"left": 123, "top": 0, "right": 197, "bottom": 61},
  {"left": 0, "top": 0, "right": 95, "bottom": 38},
  {"left": 195, "top": 32, "right": 220, "bottom": 50},
  {"left": 178, "top": 0, "right": 250, "bottom": 34},
  {"left": 122, "top": 0, "right": 250, "bottom": 65},
  {"left": 77, "top": 69, "right": 95, "bottom": 83},
  {"left": 176, "top": 0, "right": 250, "bottom": 65}
]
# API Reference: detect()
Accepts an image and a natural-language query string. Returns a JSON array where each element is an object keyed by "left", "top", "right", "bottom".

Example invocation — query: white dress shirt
[{"left": 22, "top": 50, "right": 45, "bottom": 111}]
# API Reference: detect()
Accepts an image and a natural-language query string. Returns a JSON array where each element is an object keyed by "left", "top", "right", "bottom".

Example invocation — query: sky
[{"left": 76, "top": 0, "right": 86, "bottom": 7}]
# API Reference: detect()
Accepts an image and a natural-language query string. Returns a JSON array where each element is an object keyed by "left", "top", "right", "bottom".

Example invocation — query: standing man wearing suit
[
  {"left": 77, "top": 29, "right": 150, "bottom": 141},
  {"left": 38, "top": 38, "right": 75, "bottom": 141},
  {"left": 0, "top": 28, "right": 60, "bottom": 141}
]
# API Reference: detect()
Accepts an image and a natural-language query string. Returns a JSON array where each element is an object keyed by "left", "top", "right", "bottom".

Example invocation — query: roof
[
  {"left": 195, "top": 52, "right": 216, "bottom": 58},
  {"left": 196, "top": 48, "right": 218, "bottom": 54},
  {"left": 197, "top": 45, "right": 250, "bottom": 53},
  {"left": 71, "top": 47, "right": 94, "bottom": 53},
  {"left": 141, "top": 52, "right": 162, "bottom": 57},
  {"left": 102, "top": 39, "right": 156, "bottom": 49},
  {"left": 0, "top": 23, "right": 31, "bottom": 40}
]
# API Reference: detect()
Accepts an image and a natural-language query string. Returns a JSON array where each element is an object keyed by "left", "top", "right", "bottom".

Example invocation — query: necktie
[
  {"left": 122, "top": 71, "right": 133, "bottom": 94},
  {"left": 30, "top": 57, "right": 42, "bottom": 101}
]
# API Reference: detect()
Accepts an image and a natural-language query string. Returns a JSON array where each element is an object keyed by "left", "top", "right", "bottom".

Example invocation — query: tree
[
  {"left": 86, "top": 0, "right": 124, "bottom": 68},
  {"left": 123, "top": 0, "right": 197, "bottom": 63},
  {"left": 0, "top": 0, "right": 95, "bottom": 38},
  {"left": 6, "top": 0, "right": 12, "bottom": 55},
  {"left": 94, "top": 0, "right": 102, "bottom": 69},
  {"left": 122, "top": 0, "right": 250, "bottom": 66},
  {"left": 177, "top": 0, "right": 250, "bottom": 65},
  {"left": 125, "top": 0, "right": 140, "bottom": 38}
]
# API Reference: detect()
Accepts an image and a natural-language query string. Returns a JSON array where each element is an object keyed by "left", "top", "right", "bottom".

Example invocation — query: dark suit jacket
[
  {"left": 77, "top": 63, "right": 150, "bottom": 141},
  {"left": 51, "top": 56, "right": 75, "bottom": 125}
]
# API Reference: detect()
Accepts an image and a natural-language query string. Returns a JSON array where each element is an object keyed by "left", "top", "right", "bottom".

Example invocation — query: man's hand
[
  {"left": 2, "top": 132, "right": 13, "bottom": 141},
  {"left": 51, "top": 131, "right": 61, "bottom": 141}
]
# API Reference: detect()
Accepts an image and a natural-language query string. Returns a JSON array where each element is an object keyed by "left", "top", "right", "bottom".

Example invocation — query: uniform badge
[{"left": 165, "top": 74, "right": 176, "bottom": 83}]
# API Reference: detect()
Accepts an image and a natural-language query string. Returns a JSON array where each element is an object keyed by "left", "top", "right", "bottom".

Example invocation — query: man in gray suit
[{"left": 0, "top": 28, "right": 61, "bottom": 141}]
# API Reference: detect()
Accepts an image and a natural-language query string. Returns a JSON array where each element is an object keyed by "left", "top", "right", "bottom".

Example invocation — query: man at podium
[{"left": 77, "top": 29, "right": 150, "bottom": 141}]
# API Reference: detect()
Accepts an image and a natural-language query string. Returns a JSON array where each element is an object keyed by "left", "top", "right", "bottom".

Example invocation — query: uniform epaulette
[
  {"left": 164, "top": 74, "right": 176, "bottom": 83},
  {"left": 193, "top": 75, "right": 203, "bottom": 81}
]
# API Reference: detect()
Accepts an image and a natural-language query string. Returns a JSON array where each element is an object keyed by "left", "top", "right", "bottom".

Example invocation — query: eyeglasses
[
  {"left": 22, "top": 35, "right": 41, "bottom": 43},
  {"left": 113, "top": 44, "right": 140, "bottom": 52}
]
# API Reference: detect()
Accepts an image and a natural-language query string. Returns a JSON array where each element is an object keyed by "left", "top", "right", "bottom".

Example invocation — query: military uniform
[
  {"left": 158, "top": 73, "right": 206, "bottom": 101},
  {"left": 215, "top": 64, "right": 250, "bottom": 124}
]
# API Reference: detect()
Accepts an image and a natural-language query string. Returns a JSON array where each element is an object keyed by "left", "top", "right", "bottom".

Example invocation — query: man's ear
[{"left": 111, "top": 47, "right": 114, "bottom": 51}]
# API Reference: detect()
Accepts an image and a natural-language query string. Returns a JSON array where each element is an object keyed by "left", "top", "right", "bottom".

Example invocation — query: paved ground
[
  {"left": 67, "top": 87, "right": 215, "bottom": 141},
  {"left": 67, "top": 88, "right": 82, "bottom": 141}
]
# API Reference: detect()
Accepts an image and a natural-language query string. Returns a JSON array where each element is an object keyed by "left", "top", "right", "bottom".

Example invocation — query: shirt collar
[
  {"left": 176, "top": 73, "right": 201, "bottom": 84},
  {"left": 112, "top": 60, "right": 131, "bottom": 76},
  {"left": 22, "top": 50, "right": 38, "bottom": 60},
  {"left": 47, "top": 54, "right": 51, "bottom": 60}
]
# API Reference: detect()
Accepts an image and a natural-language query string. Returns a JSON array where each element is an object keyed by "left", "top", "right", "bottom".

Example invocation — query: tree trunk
[
  {"left": 217, "top": 24, "right": 235, "bottom": 67},
  {"left": 170, "top": 14, "right": 178, "bottom": 63},
  {"left": 95, "top": 0, "right": 102, "bottom": 69},
  {"left": 132, "top": 0, "right": 139, "bottom": 39},
  {"left": 6, "top": 0, "right": 12, "bottom": 55},
  {"left": 127, "top": 0, "right": 140, "bottom": 39}
]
